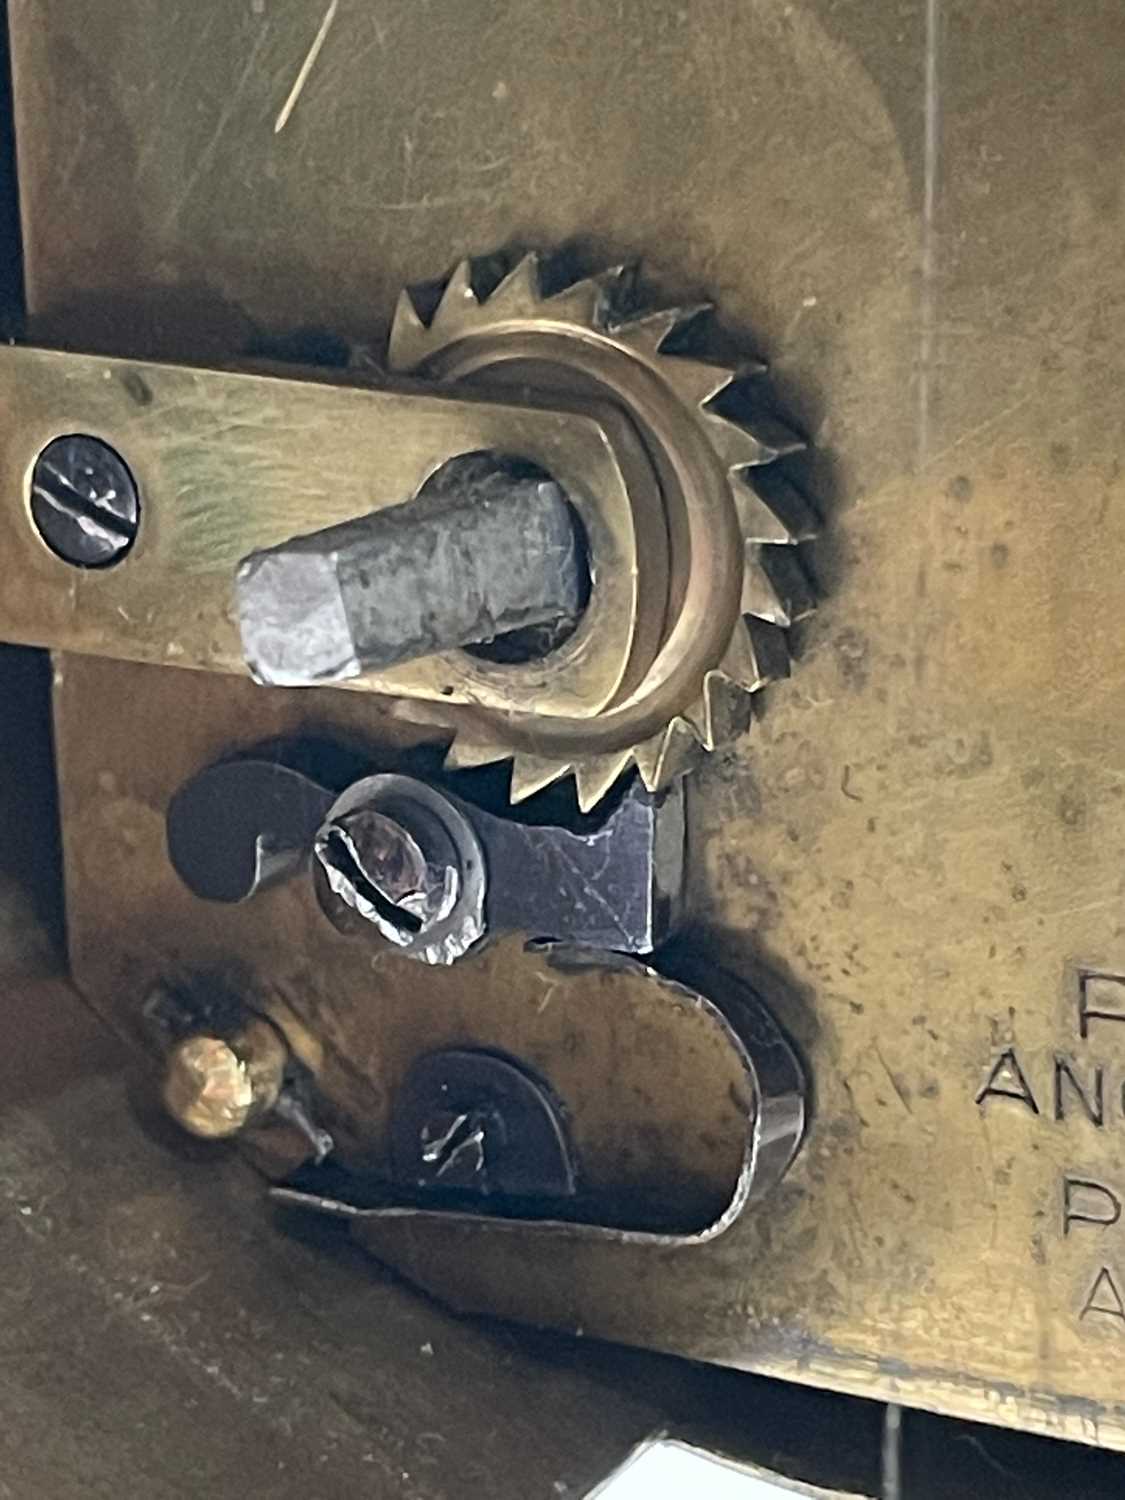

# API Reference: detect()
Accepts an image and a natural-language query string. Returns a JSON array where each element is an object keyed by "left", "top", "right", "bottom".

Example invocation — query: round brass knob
[{"left": 162, "top": 1018, "right": 287, "bottom": 1140}]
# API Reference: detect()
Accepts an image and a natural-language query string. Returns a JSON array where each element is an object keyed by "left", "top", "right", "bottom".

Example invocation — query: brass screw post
[{"left": 162, "top": 1017, "right": 287, "bottom": 1140}]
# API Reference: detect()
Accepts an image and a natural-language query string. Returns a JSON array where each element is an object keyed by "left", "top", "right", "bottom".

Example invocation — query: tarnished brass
[
  {"left": 0, "top": 344, "right": 657, "bottom": 730},
  {"left": 0, "top": 280, "right": 811, "bottom": 810},
  {"left": 52, "top": 609, "right": 1125, "bottom": 1451},
  {"left": 54, "top": 656, "right": 756, "bottom": 1235},
  {"left": 272, "top": 946, "right": 805, "bottom": 1243},
  {"left": 389, "top": 253, "right": 812, "bottom": 808},
  {"left": 16, "top": 0, "right": 1125, "bottom": 1459}
]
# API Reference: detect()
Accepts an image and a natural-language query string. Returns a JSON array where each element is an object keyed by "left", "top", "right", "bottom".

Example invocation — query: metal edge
[{"left": 271, "top": 945, "right": 807, "bottom": 1247}]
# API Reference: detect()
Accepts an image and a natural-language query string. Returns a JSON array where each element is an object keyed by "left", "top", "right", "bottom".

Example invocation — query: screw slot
[
  {"left": 320, "top": 818, "right": 428, "bottom": 936},
  {"left": 30, "top": 433, "right": 140, "bottom": 569},
  {"left": 312, "top": 775, "right": 487, "bottom": 965}
]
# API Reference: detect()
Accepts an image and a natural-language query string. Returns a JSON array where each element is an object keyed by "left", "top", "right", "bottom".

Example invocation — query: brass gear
[{"left": 388, "top": 253, "right": 816, "bottom": 811}]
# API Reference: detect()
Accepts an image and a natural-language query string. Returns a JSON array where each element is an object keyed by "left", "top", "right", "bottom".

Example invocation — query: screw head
[
  {"left": 319, "top": 807, "right": 457, "bottom": 938},
  {"left": 391, "top": 1049, "right": 578, "bottom": 1201},
  {"left": 162, "top": 1018, "right": 287, "bottom": 1140},
  {"left": 312, "top": 775, "right": 486, "bottom": 965},
  {"left": 30, "top": 433, "right": 140, "bottom": 568}
]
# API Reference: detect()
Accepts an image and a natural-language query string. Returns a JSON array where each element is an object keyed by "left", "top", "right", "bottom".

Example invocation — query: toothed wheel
[{"left": 388, "top": 253, "right": 816, "bottom": 811}]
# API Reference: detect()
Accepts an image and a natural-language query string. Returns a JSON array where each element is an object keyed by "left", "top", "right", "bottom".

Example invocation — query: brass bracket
[{"left": 0, "top": 344, "right": 654, "bottom": 723}]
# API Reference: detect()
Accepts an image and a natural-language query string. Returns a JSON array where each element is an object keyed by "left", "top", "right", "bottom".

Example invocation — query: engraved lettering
[
  {"left": 1079, "top": 974, "right": 1125, "bottom": 1040},
  {"left": 1080, "top": 1266, "right": 1125, "bottom": 1325},
  {"left": 975, "top": 1048, "right": 1039, "bottom": 1114},
  {"left": 1063, "top": 1177, "right": 1121, "bottom": 1236},
  {"left": 1054, "top": 1056, "right": 1105, "bottom": 1125}
]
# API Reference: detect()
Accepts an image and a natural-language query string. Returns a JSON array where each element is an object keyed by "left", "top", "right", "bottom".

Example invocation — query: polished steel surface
[
  {"left": 315, "top": 772, "right": 488, "bottom": 965},
  {"left": 166, "top": 756, "right": 683, "bottom": 959},
  {"left": 390, "top": 1046, "right": 580, "bottom": 1202},
  {"left": 30, "top": 432, "right": 141, "bottom": 568},
  {"left": 313, "top": 771, "right": 684, "bottom": 961}
]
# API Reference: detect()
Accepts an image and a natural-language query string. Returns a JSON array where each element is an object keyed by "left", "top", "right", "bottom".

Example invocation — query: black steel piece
[
  {"left": 30, "top": 433, "right": 140, "bottom": 568},
  {"left": 236, "top": 466, "right": 584, "bottom": 686},
  {"left": 166, "top": 760, "right": 334, "bottom": 903},
  {"left": 470, "top": 778, "right": 683, "bottom": 955},
  {"left": 313, "top": 771, "right": 682, "bottom": 960},
  {"left": 166, "top": 757, "right": 683, "bottom": 958},
  {"left": 390, "top": 1048, "right": 578, "bottom": 1202}
]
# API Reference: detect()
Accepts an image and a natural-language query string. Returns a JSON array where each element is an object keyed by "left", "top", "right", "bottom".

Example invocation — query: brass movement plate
[
  {"left": 14, "top": 0, "right": 1125, "bottom": 1452},
  {"left": 53, "top": 655, "right": 754, "bottom": 1238}
]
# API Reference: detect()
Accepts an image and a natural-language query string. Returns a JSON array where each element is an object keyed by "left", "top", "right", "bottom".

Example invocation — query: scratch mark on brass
[
  {"left": 917, "top": 0, "right": 944, "bottom": 469},
  {"left": 163, "top": 25, "right": 271, "bottom": 233},
  {"left": 274, "top": 0, "right": 340, "bottom": 135}
]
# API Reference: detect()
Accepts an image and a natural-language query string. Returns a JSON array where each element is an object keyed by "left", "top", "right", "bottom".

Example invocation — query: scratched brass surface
[
  {"left": 54, "top": 655, "right": 752, "bottom": 1235},
  {"left": 0, "top": 345, "right": 653, "bottom": 722},
  {"left": 14, "top": 0, "right": 1125, "bottom": 1451}
]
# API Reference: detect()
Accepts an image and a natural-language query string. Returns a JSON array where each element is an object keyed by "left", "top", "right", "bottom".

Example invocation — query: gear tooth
[
  {"left": 486, "top": 252, "right": 543, "bottom": 316},
  {"left": 633, "top": 718, "right": 705, "bottom": 793},
  {"left": 593, "top": 262, "right": 640, "bottom": 320},
  {"left": 543, "top": 264, "right": 636, "bottom": 328},
  {"left": 735, "top": 482, "right": 795, "bottom": 545},
  {"left": 735, "top": 474, "right": 816, "bottom": 546},
  {"left": 760, "top": 547, "right": 816, "bottom": 625},
  {"left": 573, "top": 750, "right": 635, "bottom": 812},
  {"left": 738, "top": 355, "right": 770, "bottom": 378},
  {"left": 744, "top": 617, "right": 792, "bottom": 685},
  {"left": 444, "top": 737, "right": 509, "bottom": 772},
  {"left": 705, "top": 412, "right": 805, "bottom": 471},
  {"left": 744, "top": 416, "right": 806, "bottom": 460},
  {"left": 544, "top": 276, "right": 602, "bottom": 327},
  {"left": 509, "top": 753, "right": 572, "bottom": 803},
  {"left": 721, "top": 617, "right": 789, "bottom": 691},
  {"left": 618, "top": 307, "right": 680, "bottom": 354},
  {"left": 741, "top": 550, "right": 790, "bottom": 626},
  {"left": 388, "top": 289, "right": 428, "bottom": 370},
  {"left": 736, "top": 473, "right": 819, "bottom": 544},
  {"left": 615, "top": 303, "right": 711, "bottom": 356},
  {"left": 431, "top": 259, "right": 478, "bottom": 331},
  {"left": 663, "top": 356, "right": 739, "bottom": 408},
  {"left": 746, "top": 472, "right": 819, "bottom": 542},
  {"left": 596, "top": 262, "right": 635, "bottom": 289},
  {"left": 686, "top": 670, "right": 756, "bottom": 751},
  {"left": 704, "top": 413, "right": 777, "bottom": 471},
  {"left": 683, "top": 693, "right": 710, "bottom": 747},
  {"left": 719, "top": 620, "right": 763, "bottom": 691},
  {"left": 742, "top": 547, "right": 816, "bottom": 628}
]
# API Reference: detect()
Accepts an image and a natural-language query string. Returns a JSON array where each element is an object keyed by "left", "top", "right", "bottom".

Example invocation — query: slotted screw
[{"left": 30, "top": 433, "right": 140, "bottom": 568}]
